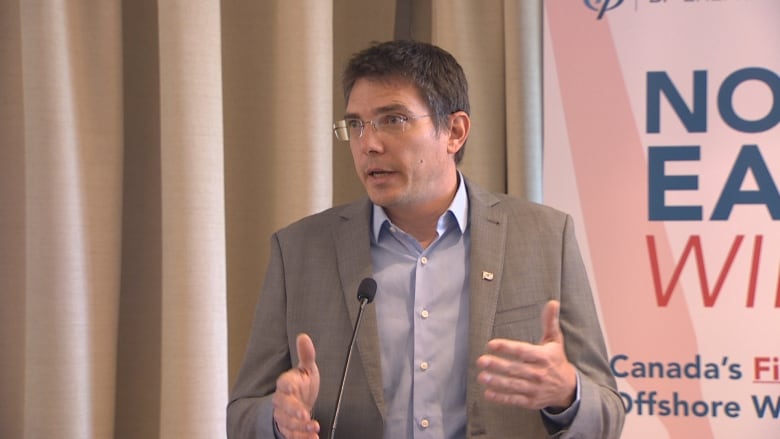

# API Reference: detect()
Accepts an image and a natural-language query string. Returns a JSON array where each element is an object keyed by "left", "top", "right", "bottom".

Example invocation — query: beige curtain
[{"left": 0, "top": 0, "right": 542, "bottom": 437}]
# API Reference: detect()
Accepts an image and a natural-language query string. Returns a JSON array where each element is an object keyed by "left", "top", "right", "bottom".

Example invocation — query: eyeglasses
[{"left": 333, "top": 114, "right": 433, "bottom": 141}]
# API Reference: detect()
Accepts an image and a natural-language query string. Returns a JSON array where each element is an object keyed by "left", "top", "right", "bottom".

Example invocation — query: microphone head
[{"left": 357, "top": 277, "right": 377, "bottom": 304}]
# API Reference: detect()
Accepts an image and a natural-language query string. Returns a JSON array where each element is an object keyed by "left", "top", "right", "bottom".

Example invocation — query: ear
[{"left": 446, "top": 111, "right": 470, "bottom": 155}]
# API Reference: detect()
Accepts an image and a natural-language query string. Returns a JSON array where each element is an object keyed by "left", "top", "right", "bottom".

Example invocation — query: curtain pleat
[
  {"left": 115, "top": 0, "right": 163, "bottom": 437},
  {"left": 0, "top": 1, "right": 26, "bottom": 438},
  {"left": 0, "top": 1, "right": 542, "bottom": 436},
  {"left": 504, "top": 0, "right": 543, "bottom": 202},
  {"left": 432, "top": 0, "right": 542, "bottom": 199},
  {"left": 331, "top": 0, "right": 398, "bottom": 205},
  {"left": 433, "top": 0, "right": 509, "bottom": 193},
  {"left": 20, "top": 1, "right": 124, "bottom": 438},
  {"left": 222, "top": 0, "right": 334, "bottom": 386},
  {"left": 157, "top": 1, "right": 227, "bottom": 437}
]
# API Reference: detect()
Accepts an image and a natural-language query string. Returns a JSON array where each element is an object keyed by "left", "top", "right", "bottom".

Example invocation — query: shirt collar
[{"left": 372, "top": 172, "right": 469, "bottom": 242}]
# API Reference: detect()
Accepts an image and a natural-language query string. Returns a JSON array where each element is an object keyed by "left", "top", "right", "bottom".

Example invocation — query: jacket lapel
[
  {"left": 333, "top": 198, "right": 386, "bottom": 418},
  {"left": 464, "top": 181, "right": 507, "bottom": 431}
]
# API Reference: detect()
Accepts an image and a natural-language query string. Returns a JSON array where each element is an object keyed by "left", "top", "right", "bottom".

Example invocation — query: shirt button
[
  {"left": 420, "top": 361, "right": 429, "bottom": 371},
  {"left": 420, "top": 419, "right": 430, "bottom": 429},
  {"left": 420, "top": 256, "right": 428, "bottom": 265},
  {"left": 421, "top": 309, "right": 429, "bottom": 319}
]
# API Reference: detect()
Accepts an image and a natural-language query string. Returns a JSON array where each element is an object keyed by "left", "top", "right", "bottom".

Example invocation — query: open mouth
[{"left": 367, "top": 169, "right": 394, "bottom": 177}]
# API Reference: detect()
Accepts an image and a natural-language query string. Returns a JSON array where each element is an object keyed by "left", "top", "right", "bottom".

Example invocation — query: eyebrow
[{"left": 343, "top": 103, "right": 411, "bottom": 120}]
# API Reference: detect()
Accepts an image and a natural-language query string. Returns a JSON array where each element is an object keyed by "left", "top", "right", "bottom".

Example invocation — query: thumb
[
  {"left": 540, "top": 300, "right": 563, "bottom": 344},
  {"left": 296, "top": 333, "right": 317, "bottom": 373}
]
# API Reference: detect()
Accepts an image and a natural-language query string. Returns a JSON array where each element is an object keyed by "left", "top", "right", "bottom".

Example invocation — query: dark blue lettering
[
  {"left": 711, "top": 145, "right": 780, "bottom": 220},
  {"left": 647, "top": 71, "right": 707, "bottom": 133},
  {"left": 718, "top": 67, "right": 780, "bottom": 133},
  {"left": 752, "top": 394, "right": 780, "bottom": 419},
  {"left": 610, "top": 354, "right": 629, "bottom": 378},
  {"left": 648, "top": 146, "right": 702, "bottom": 220}
]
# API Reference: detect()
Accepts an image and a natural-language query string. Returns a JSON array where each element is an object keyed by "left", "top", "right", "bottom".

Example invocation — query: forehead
[{"left": 345, "top": 77, "right": 428, "bottom": 115}]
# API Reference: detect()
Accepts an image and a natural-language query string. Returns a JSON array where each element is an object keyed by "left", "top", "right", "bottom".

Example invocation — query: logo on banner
[{"left": 584, "top": 0, "right": 626, "bottom": 19}]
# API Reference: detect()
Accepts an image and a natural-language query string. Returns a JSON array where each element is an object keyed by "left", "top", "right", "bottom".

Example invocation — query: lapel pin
[{"left": 482, "top": 271, "right": 494, "bottom": 281}]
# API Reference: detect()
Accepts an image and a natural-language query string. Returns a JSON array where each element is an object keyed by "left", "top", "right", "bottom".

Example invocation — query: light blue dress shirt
[
  {"left": 369, "top": 174, "right": 581, "bottom": 438},
  {"left": 371, "top": 175, "right": 471, "bottom": 439}
]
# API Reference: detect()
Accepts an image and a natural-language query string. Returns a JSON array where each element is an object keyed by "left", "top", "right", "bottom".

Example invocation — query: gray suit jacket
[{"left": 227, "top": 179, "right": 625, "bottom": 438}]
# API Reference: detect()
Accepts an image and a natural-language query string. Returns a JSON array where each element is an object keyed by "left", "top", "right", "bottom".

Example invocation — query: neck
[{"left": 384, "top": 174, "right": 460, "bottom": 249}]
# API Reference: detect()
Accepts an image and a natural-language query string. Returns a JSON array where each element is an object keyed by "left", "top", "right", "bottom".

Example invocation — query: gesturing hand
[
  {"left": 272, "top": 334, "right": 321, "bottom": 439},
  {"left": 476, "top": 300, "right": 577, "bottom": 410}
]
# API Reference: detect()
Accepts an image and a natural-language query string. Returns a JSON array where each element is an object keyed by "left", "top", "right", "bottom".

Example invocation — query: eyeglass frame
[{"left": 332, "top": 113, "right": 434, "bottom": 142}]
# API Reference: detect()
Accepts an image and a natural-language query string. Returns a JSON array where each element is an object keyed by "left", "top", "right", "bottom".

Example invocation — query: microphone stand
[{"left": 328, "top": 278, "right": 376, "bottom": 439}]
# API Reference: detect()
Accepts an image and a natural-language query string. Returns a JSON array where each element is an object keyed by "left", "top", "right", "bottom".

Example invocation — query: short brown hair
[{"left": 342, "top": 40, "right": 470, "bottom": 164}]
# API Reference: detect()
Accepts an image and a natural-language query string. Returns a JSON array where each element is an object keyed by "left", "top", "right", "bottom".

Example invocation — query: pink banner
[{"left": 543, "top": 1, "right": 780, "bottom": 437}]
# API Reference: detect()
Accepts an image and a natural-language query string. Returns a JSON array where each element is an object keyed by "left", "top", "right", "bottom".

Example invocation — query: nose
[{"left": 354, "top": 125, "right": 383, "bottom": 155}]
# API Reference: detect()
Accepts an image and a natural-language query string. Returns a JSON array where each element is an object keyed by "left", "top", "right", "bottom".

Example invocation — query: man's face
[{"left": 345, "top": 78, "right": 462, "bottom": 214}]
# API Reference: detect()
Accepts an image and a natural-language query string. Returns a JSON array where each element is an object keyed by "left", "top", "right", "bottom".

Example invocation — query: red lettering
[
  {"left": 776, "top": 266, "right": 780, "bottom": 308},
  {"left": 746, "top": 235, "right": 762, "bottom": 307},
  {"left": 646, "top": 235, "right": 743, "bottom": 307},
  {"left": 754, "top": 356, "right": 780, "bottom": 382}
]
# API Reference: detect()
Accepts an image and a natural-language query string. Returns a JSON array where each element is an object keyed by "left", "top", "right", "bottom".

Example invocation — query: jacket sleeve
[
  {"left": 227, "top": 233, "right": 290, "bottom": 439},
  {"left": 549, "top": 215, "right": 625, "bottom": 438}
]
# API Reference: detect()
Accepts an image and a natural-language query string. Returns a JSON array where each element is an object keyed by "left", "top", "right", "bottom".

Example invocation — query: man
[{"left": 228, "top": 40, "right": 625, "bottom": 438}]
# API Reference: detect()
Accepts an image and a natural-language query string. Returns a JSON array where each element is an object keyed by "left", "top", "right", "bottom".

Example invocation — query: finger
[
  {"left": 483, "top": 388, "right": 534, "bottom": 408},
  {"left": 477, "top": 352, "right": 534, "bottom": 378},
  {"left": 478, "top": 367, "right": 546, "bottom": 409},
  {"left": 277, "top": 418, "right": 320, "bottom": 439},
  {"left": 296, "top": 333, "right": 317, "bottom": 373},
  {"left": 275, "top": 371, "right": 297, "bottom": 394},
  {"left": 540, "top": 300, "right": 562, "bottom": 344},
  {"left": 275, "top": 369, "right": 308, "bottom": 398},
  {"left": 272, "top": 389, "right": 310, "bottom": 420},
  {"left": 277, "top": 417, "right": 320, "bottom": 438},
  {"left": 483, "top": 338, "right": 544, "bottom": 365},
  {"left": 273, "top": 393, "right": 320, "bottom": 436},
  {"left": 479, "top": 369, "right": 540, "bottom": 397}
]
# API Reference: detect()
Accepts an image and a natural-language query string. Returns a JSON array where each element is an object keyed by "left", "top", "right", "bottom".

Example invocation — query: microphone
[{"left": 328, "top": 277, "right": 377, "bottom": 439}]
